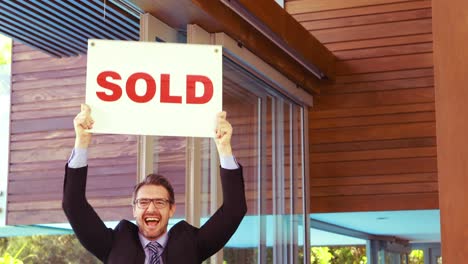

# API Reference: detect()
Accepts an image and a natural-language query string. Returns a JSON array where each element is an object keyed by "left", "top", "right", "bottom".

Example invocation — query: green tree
[
  {"left": 409, "top": 249, "right": 424, "bottom": 264},
  {"left": 0, "top": 34, "right": 12, "bottom": 97},
  {"left": 330, "top": 246, "right": 367, "bottom": 264},
  {"left": 0, "top": 35, "right": 12, "bottom": 66},
  {"left": 0, "top": 242, "right": 28, "bottom": 264},
  {"left": 0, "top": 235, "right": 100, "bottom": 264},
  {"left": 311, "top": 247, "right": 333, "bottom": 264},
  {"left": 310, "top": 246, "right": 367, "bottom": 264}
]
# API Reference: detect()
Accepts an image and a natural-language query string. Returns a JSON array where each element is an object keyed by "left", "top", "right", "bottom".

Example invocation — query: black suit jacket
[{"left": 62, "top": 165, "right": 247, "bottom": 264}]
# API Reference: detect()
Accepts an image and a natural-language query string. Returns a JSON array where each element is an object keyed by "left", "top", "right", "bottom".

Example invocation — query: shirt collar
[{"left": 138, "top": 231, "right": 169, "bottom": 249}]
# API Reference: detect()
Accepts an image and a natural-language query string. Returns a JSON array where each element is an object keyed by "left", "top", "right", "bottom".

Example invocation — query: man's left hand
[{"left": 214, "top": 111, "right": 233, "bottom": 157}]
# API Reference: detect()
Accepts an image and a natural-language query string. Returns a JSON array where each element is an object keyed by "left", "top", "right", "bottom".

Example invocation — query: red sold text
[{"left": 96, "top": 71, "right": 214, "bottom": 104}]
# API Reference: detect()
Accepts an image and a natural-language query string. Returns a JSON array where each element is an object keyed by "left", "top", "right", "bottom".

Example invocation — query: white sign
[{"left": 86, "top": 39, "right": 222, "bottom": 137}]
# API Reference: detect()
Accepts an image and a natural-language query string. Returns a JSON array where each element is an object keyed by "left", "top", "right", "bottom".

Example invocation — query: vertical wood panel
[
  {"left": 433, "top": 0, "right": 468, "bottom": 260},
  {"left": 286, "top": 1, "right": 438, "bottom": 213}
]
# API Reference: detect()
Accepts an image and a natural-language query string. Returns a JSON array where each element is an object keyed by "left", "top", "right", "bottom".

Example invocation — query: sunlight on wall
[
  {"left": 0, "top": 34, "right": 12, "bottom": 226},
  {"left": 0, "top": 35, "right": 12, "bottom": 65}
]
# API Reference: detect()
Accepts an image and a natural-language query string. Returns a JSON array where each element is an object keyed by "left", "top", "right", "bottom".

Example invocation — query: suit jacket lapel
[
  {"left": 161, "top": 228, "right": 174, "bottom": 263},
  {"left": 131, "top": 224, "right": 146, "bottom": 263}
]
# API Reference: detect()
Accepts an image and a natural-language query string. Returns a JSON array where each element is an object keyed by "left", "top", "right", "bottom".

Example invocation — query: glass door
[{"left": 200, "top": 57, "right": 307, "bottom": 264}]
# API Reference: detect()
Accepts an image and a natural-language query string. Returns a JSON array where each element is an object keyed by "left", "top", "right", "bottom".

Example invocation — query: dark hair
[{"left": 132, "top": 174, "right": 175, "bottom": 206}]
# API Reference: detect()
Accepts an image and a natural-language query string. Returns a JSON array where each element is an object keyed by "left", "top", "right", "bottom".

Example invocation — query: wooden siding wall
[
  {"left": 8, "top": 42, "right": 138, "bottom": 225},
  {"left": 286, "top": 0, "right": 438, "bottom": 212}
]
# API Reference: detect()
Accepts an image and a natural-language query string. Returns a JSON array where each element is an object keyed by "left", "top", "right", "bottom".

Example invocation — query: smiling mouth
[{"left": 145, "top": 217, "right": 160, "bottom": 225}]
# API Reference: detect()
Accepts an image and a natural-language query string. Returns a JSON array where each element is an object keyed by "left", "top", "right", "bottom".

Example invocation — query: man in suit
[{"left": 63, "top": 104, "right": 247, "bottom": 264}]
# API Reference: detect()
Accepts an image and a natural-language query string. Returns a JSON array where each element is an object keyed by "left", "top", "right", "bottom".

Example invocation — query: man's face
[{"left": 133, "top": 184, "right": 176, "bottom": 240}]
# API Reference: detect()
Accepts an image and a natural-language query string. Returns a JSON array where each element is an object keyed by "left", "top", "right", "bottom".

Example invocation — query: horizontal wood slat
[
  {"left": 310, "top": 146, "right": 436, "bottom": 163},
  {"left": 12, "top": 49, "right": 51, "bottom": 61},
  {"left": 311, "top": 172, "right": 437, "bottom": 187},
  {"left": 311, "top": 192, "right": 438, "bottom": 212},
  {"left": 324, "top": 76, "right": 434, "bottom": 94},
  {"left": 286, "top": 0, "right": 412, "bottom": 14},
  {"left": 12, "top": 98, "right": 83, "bottom": 113},
  {"left": 334, "top": 68, "right": 434, "bottom": 84},
  {"left": 302, "top": 8, "right": 431, "bottom": 31},
  {"left": 310, "top": 111, "right": 435, "bottom": 129},
  {"left": 326, "top": 34, "right": 433, "bottom": 52},
  {"left": 8, "top": 175, "right": 135, "bottom": 197},
  {"left": 12, "top": 107, "right": 79, "bottom": 120},
  {"left": 311, "top": 182, "right": 438, "bottom": 197},
  {"left": 10, "top": 116, "right": 72, "bottom": 133},
  {"left": 8, "top": 197, "right": 132, "bottom": 212},
  {"left": 10, "top": 129, "right": 75, "bottom": 142},
  {"left": 336, "top": 53, "right": 433, "bottom": 75},
  {"left": 310, "top": 137, "right": 436, "bottom": 153},
  {"left": 13, "top": 42, "right": 35, "bottom": 52},
  {"left": 310, "top": 102, "right": 435, "bottom": 119},
  {"left": 12, "top": 55, "right": 87, "bottom": 74},
  {"left": 13, "top": 75, "right": 86, "bottom": 91},
  {"left": 9, "top": 157, "right": 137, "bottom": 173},
  {"left": 8, "top": 164, "right": 136, "bottom": 182},
  {"left": 8, "top": 208, "right": 133, "bottom": 225},
  {"left": 291, "top": 1, "right": 431, "bottom": 21},
  {"left": 12, "top": 68, "right": 86, "bottom": 82},
  {"left": 311, "top": 157, "right": 437, "bottom": 178},
  {"left": 333, "top": 42, "right": 433, "bottom": 61},
  {"left": 11, "top": 85, "right": 84, "bottom": 104},
  {"left": 315, "top": 87, "right": 434, "bottom": 109},
  {"left": 310, "top": 122, "right": 435, "bottom": 144},
  {"left": 311, "top": 19, "right": 432, "bottom": 44},
  {"left": 309, "top": 112, "right": 435, "bottom": 129}
]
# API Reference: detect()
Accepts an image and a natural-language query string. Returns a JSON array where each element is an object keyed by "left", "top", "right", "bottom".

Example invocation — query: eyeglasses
[{"left": 134, "top": 198, "right": 171, "bottom": 209}]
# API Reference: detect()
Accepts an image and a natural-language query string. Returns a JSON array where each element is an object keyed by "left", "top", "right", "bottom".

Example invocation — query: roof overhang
[
  {"left": 0, "top": 0, "right": 141, "bottom": 57},
  {"left": 133, "top": 0, "right": 336, "bottom": 94},
  {"left": 0, "top": 0, "right": 335, "bottom": 94}
]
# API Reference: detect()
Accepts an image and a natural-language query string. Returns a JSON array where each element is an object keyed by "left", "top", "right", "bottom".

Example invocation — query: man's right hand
[{"left": 73, "top": 104, "right": 94, "bottom": 149}]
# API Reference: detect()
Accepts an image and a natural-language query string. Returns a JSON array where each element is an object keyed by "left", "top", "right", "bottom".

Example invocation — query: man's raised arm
[
  {"left": 63, "top": 104, "right": 113, "bottom": 262},
  {"left": 196, "top": 111, "right": 247, "bottom": 261}
]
